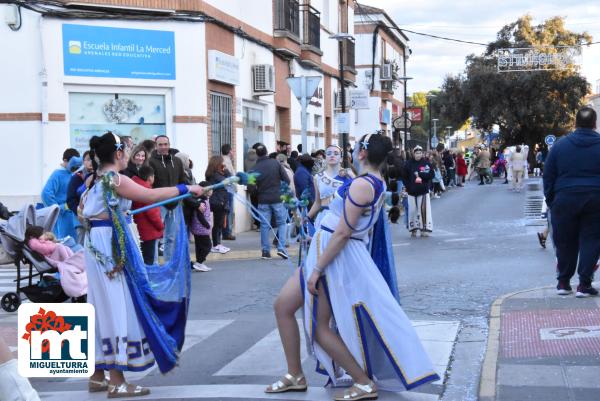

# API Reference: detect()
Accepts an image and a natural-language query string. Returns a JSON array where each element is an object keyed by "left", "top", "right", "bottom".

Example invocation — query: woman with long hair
[
  {"left": 266, "top": 134, "right": 438, "bottom": 400},
  {"left": 82, "top": 132, "right": 203, "bottom": 397},
  {"left": 205, "top": 155, "right": 230, "bottom": 254},
  {"left": 122, "top": 144, "right": 148, "bottom": 178},
  {"left": 307, "top": 144, "right": 354, "bottom": 231}
]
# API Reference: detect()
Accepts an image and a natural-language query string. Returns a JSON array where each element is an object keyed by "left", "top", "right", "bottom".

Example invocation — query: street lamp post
[
  {"left": 426, "top": 94, "right": 436, "bottom": 150},
  {"left": 330, "top": 32, "right": 354, "bottom": 168},
  {"left": 432, "top": 118, "right": 439, "bottom": 149},
  {"left": 446, "top": 126, "right": 452, "bottom": 147},
  {"left": 397, "top": 76, "right": 413, "bottom": 151}
]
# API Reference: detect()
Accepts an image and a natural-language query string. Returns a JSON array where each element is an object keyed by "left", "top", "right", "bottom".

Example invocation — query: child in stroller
[{"left": 0, "top": 204, "right": 87, "bottom": 312}]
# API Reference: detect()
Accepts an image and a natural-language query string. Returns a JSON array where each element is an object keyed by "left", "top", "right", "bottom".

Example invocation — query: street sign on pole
[
  {"left": 349, "top": 89, "right": 369, "bottom": 109},
  {"left": 335, "top": 113, "right": 350, "bottom": 133},
  {"left": 545, "top": 134, "right": 556, "bottom": 147},
  {"left": 431, "top": 135, "right": 439, "bottom": 149},
  {"left": 393, "top": 116, "right": 411, "bottom": 130},
  {"left": 287, "top": 76, "right": 322, "bottom": 154}
]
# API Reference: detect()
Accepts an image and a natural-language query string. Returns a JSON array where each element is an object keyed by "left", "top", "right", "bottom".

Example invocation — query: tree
[{"left": 435, "top": 15, "right": 591, "bottom": 148}]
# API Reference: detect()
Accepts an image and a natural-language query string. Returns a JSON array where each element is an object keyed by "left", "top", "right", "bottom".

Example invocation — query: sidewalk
[
  {"left": 480, "top": 284, "right": 600, "bottom": 401},
  {"left": 205, "top": 230, "right": 299, "bottom": 262}
]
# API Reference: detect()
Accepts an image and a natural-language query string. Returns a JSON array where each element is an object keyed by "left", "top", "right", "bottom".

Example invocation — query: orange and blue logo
[{"left": 18, "top": 303, "right": 95, "bottom": 377}]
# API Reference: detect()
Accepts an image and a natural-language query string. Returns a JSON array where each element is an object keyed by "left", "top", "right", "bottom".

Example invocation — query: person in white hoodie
[{"left": 509, "top": 145, "right": 526, "bottom": 192}]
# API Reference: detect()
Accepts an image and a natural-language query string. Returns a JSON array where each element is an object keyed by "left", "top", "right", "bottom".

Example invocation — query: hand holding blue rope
[{"left": 128, "top": 172, "right": 259, "bottom": 216}]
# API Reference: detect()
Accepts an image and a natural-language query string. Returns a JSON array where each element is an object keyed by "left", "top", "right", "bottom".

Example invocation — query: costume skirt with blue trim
[
  {"left": 85, "top": 226, "right": 155, "bottom": 372},
  {"left": 302, "top": 229, "right": 439, "bottom": 391}
]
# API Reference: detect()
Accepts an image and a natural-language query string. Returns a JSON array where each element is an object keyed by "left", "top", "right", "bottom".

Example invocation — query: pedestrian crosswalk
[
  {"left": 0, "top": 267, "right": 17, "bottom": 295},
  {"left": 33, "top": 317, "right": 459, "bottom": 400}
]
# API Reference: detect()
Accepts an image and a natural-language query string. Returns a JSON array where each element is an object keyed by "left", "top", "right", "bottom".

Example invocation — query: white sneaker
[
  {"left": 192, "top": 262, "right": 211, "bottom": 272},
  {"left": 216, "top": 244, "right": 230, "bottom": 253},
  {"left": 211, "top": 247, "right": 221, "bottom": 253},
  {"left": 192, "top": 262, "right": 212, "bottom": 272}
]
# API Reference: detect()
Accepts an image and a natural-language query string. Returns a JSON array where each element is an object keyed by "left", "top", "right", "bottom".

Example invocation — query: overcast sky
[{"left": 360, "top": 0, "right": 600, "bottom": 96}]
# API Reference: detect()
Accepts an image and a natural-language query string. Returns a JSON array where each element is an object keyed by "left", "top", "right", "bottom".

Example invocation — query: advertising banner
[{"left": 63, "top": 24, "right": 175, "bottom": 79}]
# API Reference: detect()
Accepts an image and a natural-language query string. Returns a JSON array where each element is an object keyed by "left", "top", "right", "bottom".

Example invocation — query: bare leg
[
  {"left": 273, "top": 268, "right": 305, "bottom": 377},
  {"left": 314, "top": 282, "right": 371, "bottom": 386},
  {"left": 108, "top": 369, "right": 126, "bottom": 386}
]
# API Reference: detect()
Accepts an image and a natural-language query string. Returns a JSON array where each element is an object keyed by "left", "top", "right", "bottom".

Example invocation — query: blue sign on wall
[{"left": 62, "top": 24, "right": 175, "bottom": 80}]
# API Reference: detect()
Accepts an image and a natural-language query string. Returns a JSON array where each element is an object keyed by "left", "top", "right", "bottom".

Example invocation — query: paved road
[{"left": 2, "top": 178, "right": 556, "bottom": 401}]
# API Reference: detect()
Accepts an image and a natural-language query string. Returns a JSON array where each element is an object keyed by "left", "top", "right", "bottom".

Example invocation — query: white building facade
[{"left": 353, "top": 3, "right": 410, "bottom": 147}]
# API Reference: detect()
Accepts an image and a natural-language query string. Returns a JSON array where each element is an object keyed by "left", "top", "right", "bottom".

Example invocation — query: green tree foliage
[{"left": 435, "top": 15, "right": 591, "bottom": 147}]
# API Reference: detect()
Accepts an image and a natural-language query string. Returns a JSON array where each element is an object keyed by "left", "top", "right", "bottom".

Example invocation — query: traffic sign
[
  {"left": 393, "top": 116, "right": 412, "bottom": 130},
  {"left": 431, "top": 135, "right": 439, "bottom": 148},
  {"left": 545, "top": 135, "right": 556, "bottom": 146}
]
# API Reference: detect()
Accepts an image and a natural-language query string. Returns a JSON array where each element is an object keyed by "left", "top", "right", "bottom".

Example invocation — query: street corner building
[{"left": 0, "top": 0, "right": 409, "bottom": 230}]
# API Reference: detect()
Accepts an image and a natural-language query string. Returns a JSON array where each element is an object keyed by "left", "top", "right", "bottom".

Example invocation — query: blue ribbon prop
[{"left": 128, "top": 172, "right": 258, "bottom": 216}]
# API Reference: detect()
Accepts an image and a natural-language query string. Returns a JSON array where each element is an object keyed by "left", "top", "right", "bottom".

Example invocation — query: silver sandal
[
  {"left": 107, "top": 382, "right": 151, "bottom": 398},
  {"left": 334, "top": 381, "right": 378, "bottom": 401},
  {"left": 265, "top": 373, "right": 307, "bottom": 393}
]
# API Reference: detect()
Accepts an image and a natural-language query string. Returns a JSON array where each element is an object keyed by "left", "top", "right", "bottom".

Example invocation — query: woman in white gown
[
  {"left": 82, "top": 132, "right": 203, "bottom": 398},
  {"left": 307, "top": 145, "right": 353, "bottom": 232},
  {"left": 266, "top": 134, "right": 438, "bottom": 400}
]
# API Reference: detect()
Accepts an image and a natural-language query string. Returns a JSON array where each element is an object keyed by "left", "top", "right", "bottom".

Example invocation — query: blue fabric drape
[
  {"left": 370, "top": 211, "right": 400, "bottom": 302},
  {"left": 109, "top": 202, "right": 190, "bottom": 374}
]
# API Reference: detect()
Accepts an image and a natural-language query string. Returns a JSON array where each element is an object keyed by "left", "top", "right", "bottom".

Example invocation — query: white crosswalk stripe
[
  {"left": 0, "top": 269, "right": 18, "bottom": 293},
  {"left": 37, "top": 318, "right": 458, "bottom": 400}
]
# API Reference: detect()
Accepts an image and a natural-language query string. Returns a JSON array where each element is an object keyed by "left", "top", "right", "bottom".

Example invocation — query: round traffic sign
[
  {"left": 431, "top": 136, "right": 439, "bottom": 148},
  {"left": 545, "top": 135, "right": 556, "bottom": 146},
  {"left": 393, "top": 116, "right": 412, "bottom": 130}
]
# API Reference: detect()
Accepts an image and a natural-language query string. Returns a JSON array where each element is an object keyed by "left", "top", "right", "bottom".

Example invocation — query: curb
[
  {"left": 478, "top": 285, "right": 553, "bottom": 401},
  {"left": 205, "top": 246, "right": 299, "bottom": 262}
]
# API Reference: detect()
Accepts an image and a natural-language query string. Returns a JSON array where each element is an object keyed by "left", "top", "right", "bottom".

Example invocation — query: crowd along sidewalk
[
  {"left": 205, "top": 229, "right": 299, "bottom": 262},
  {"left": 480, "top": 283, "right": 600, "bottom": 401}
]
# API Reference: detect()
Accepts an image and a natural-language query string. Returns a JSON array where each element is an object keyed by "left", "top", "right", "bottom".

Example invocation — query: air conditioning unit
[
  {"left": 334, "top": 88, "right": 350, "bottom": 109},
  {"left": 252, "top": 64, "right": 275, "bottom": 94},
  {"left": 380, "top": 63, "right": 393, "bottom": 81}
]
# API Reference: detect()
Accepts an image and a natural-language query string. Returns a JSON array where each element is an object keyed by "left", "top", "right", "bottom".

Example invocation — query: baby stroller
[{"left": 0, "top": 204, "right": 86, "bottom": 312}]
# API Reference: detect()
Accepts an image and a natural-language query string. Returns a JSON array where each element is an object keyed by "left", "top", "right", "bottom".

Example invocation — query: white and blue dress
[
  {"left": 301, "top": 174, "right": 439, "bottom": 391},
  {"left": 313, "top": 170, "right": 351, "bottom": 231}
]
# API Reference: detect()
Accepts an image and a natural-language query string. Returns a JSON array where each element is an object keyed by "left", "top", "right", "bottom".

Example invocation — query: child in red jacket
[{"left": 132, "top": 166, "right": 164, "bottom": 264}]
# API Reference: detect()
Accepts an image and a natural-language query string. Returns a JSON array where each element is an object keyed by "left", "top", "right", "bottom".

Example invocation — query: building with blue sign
[{"left": 0, "top": 1, "right": 388, "bottom": 233}]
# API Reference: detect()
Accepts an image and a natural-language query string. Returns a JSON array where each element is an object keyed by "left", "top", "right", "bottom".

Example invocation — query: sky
[{"left": 360, "top": 0, "right": 600, "bottom": 96}]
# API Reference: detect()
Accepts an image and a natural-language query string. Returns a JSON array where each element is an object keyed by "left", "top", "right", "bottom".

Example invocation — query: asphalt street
[{"left": 15, "top": 178, "right": 556, "bottom": 401}]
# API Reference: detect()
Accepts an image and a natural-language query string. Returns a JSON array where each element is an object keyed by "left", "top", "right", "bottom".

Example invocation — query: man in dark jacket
[
  {"left": 544, "top": 107, "right": 600, "bottom": 298},
  {"left": 249, "top": 143, "right": 290, "bottom": 259},
  {"left": 148, "top": 135, "right": 185, "bottom": 262}
]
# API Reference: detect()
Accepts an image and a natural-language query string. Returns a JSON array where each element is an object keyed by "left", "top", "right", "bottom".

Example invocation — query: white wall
[
  {"left": 0, "top": 6, "right": 44, "bottom": 207},
  {"left": 0, "top": 12, "right": 209, "bottom": 207},
  {"left": 204, "top": 0, "right": 272, "bottom": 35}
]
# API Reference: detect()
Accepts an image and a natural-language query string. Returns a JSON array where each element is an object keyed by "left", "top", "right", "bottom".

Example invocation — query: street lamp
[
  {"left": 426, "top": 94, "right": 436, "bottom": 150},
  {"left": 446, "top": 126, "right": 452, "bottom": 146},
  {"left": 432, "top": 118, "right": 439, "bottom": 149},
  {"left": 397, "top": 76, "right": 413, "bottom": 151},
  {"left": 330, "top": 32, "right": 355, "bottom": 168}
]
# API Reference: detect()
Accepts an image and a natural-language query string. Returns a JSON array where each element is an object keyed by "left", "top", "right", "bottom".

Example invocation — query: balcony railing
[
  {"left": 342, "top": 39, "right": 355, "bottom": 70},
  {"left": 274, "top": 0, "right": 300, "bottom": 39},
  {"left": 301, "top": 4, "right": 320, "bottom": 49}
]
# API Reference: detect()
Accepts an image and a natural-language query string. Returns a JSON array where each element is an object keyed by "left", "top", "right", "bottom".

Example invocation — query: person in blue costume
[
  {"left": 266, "top": 134, "right": 438, "bottom": 401},
  {"left": 41, "top": 148, "right": 82, "bottom": 239},
  {"left": 81, "top": 132, "right": 204, "bottom": 398}
]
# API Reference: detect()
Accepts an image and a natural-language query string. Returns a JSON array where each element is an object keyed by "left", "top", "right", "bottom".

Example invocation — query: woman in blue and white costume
[
  {"left": 266, "top": 134, "right": 438, "bottom": 400},
  {"left": 307, "top": 145, "right": 353, "bottom": 232},
  {"left": 82, "top": 132, "right": 204, "bottom": 398}
]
